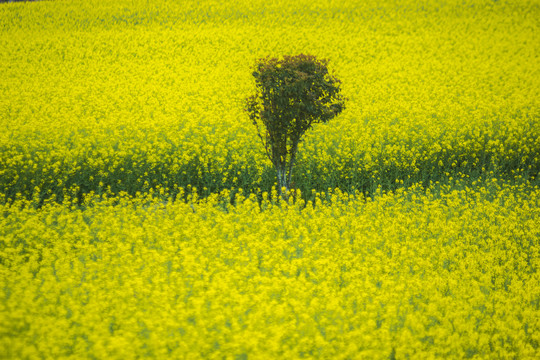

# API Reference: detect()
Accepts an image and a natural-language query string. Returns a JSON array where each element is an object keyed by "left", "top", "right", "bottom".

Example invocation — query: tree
[{"left": 246, "top": 54, "right": 345, "bottom": 199}]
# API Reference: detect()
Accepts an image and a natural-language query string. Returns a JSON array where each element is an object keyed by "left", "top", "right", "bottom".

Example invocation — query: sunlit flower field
[{"left": 1, "top": 0, "right": 538, "bottom": 358}]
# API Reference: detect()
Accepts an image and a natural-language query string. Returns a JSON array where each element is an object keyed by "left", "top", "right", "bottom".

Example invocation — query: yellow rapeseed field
[
  {"left": 0, "top": 0, "right": 538, "bottom": 201},
  {"left": 0, "top": 0, "right": 539, "bottom": 358},
  {"left": 1, "top": 184, "right": 539, "bottom": 359}
]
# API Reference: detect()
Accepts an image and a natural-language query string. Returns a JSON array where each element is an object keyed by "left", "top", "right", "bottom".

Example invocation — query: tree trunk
[{"left": 276, "top": 167, "right": 289, "bottom": 200}]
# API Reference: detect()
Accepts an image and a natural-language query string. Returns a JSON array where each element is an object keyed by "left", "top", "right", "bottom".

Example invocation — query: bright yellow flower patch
[{"left": 1, "top": 184, "right": 539, "bottom": 358}]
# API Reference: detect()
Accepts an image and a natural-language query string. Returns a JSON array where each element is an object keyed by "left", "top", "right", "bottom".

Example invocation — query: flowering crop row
[{"left": 1, "top": 182, "right": 539, "bottom": 359}]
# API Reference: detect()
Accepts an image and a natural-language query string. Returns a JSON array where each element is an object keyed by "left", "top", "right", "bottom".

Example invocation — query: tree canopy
[{"left": 246, "top": 54, "right": 345, "bottom": 198}]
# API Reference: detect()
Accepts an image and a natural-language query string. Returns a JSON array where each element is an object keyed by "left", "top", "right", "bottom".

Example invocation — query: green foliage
[{"left": 246, "top": 54, "right": 345, "bottom": 196}]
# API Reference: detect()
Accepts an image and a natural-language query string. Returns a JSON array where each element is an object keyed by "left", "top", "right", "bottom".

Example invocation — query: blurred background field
[
  {"left": 0, "top": 0, "right": 539, "bottom": 359},
  {"left": 0, "top": 0, "right": 538, "bottom": 204}
]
